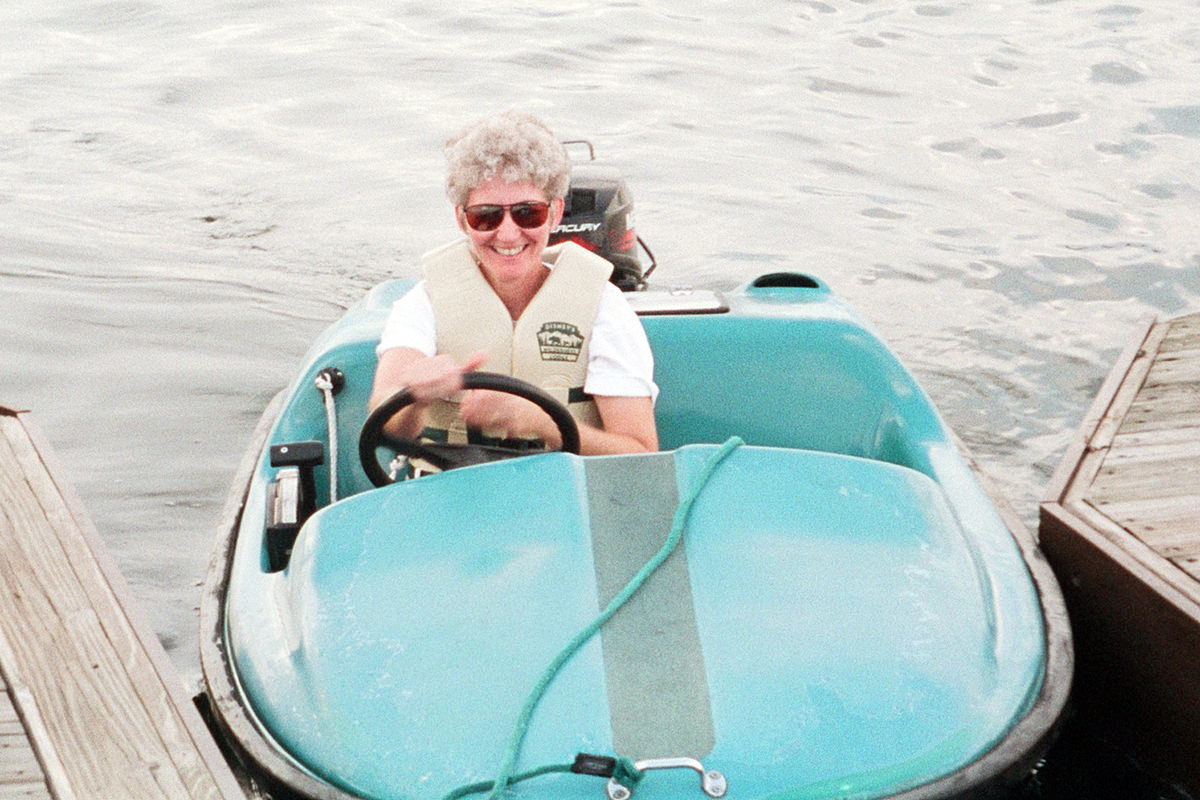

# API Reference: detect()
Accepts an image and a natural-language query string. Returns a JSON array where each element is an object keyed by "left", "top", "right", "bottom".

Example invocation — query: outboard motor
[{"left": 551, "top": 142, "right": 654, "bottom": 291}]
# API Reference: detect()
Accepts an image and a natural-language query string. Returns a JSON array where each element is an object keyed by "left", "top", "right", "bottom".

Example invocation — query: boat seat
[{"left": 643, "top": 313, "right": 946, "bottom": 474}]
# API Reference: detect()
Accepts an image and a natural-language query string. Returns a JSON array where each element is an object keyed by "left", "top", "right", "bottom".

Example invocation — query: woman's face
[{"left": 456, "top": 178, "right": 564, "bottom": 292}]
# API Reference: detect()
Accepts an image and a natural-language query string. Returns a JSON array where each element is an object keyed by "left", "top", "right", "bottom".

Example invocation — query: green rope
[
  {"left": 444, "top": 437, "right": 743, "bottom": 800},
  {"left": 441, "top": 764, "right": 572, "bottom": 800},
  {"left": 610, "top": 756, "right": 645, "bottom": 791}
]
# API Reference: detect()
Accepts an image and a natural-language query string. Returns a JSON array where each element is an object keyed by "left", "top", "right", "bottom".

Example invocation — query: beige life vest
[{"left": 422, "top": 239, "right": 613, "bottom": 444}]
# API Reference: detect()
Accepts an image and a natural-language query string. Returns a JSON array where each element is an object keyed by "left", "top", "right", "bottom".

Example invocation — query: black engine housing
[{"left": 549, "top": 159, "right": 648, "bottom": 291}]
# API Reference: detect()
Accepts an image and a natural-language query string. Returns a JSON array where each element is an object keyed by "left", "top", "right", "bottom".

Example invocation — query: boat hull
[{"left": 200, "top": 275, "right": 1071, "bottom": 800}]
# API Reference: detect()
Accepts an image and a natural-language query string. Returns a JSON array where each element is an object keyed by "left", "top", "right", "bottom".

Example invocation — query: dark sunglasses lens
[
  {"left": 465, "top": 205, "right": 504, "bottom": 231},
  {"left": 510, "top": 202, "right": 549, "bottom": 228}
]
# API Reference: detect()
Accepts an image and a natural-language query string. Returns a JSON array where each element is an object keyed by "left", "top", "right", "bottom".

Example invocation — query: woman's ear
[
  {"left": 453, "top": 205, "right": 469, "bottom": 235},
  {"left": 549, "top": 196, "right": 565, "bottom": 229}
]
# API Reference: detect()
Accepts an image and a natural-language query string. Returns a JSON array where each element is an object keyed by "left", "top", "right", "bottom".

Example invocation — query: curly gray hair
[{"left": 443, "top": 111, "right": 571, "bottom": 206}]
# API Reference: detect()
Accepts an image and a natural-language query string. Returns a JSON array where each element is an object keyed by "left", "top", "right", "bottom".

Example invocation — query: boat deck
[
  {"left": 0, "top": 406, "right": 246, "bottom": 800},
  {"left": 1040, "top": 309, "right": 1200, "bottom": 793}
]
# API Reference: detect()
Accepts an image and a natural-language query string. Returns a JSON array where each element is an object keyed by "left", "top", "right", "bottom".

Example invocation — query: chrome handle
[{"left": 606, "top": 757, "right": 727, "bottom": 800}]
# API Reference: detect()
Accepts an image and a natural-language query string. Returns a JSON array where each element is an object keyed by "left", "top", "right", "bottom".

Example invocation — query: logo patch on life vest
[{"left": 537, "top": 322, "right": 584, "bottom": 362}]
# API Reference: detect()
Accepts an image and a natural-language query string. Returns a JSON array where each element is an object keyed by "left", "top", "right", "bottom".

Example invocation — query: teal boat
[{"left": 200, "top": 168, "right": 1070, "bottom": 800}]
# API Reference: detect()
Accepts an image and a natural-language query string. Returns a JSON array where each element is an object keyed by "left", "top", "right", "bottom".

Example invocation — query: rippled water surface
[{"left": 2, "top": 1, "right": 1199, "bottom": 794}]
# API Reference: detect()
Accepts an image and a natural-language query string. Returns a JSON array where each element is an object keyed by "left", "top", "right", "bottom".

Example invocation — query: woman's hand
[
  {"left": 458, "top": 389, "right": 560, "bottom": 446},
  {"left": 368, "top": 348, "right": 487, "bottom": 438},
  {"left": 398, "top": 351, "right": 488, "bottom": 406}
]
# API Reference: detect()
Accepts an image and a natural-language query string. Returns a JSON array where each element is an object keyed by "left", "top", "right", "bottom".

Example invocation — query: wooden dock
[
  {"left": 1040, "top": 310, "right": 1200, "bottom": 793},
  {"left": 0, "top": 406, "right": 246, "bottom": 800}
]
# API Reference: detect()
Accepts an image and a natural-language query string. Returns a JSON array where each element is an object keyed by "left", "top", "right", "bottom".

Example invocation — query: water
[{"left": 2, "top": 1, "right": 1198, "bottom": 795}]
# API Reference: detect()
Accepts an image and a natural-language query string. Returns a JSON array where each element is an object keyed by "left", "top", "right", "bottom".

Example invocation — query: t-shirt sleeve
[
  {"left": 585, "top": 284, "right": 659, "bottom": 402},
  {"left": 375, "top": 281, "right": 437, "bottom": 358}
]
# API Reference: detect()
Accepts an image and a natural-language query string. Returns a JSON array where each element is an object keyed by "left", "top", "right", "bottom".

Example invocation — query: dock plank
[
  {"left": 1103, "top": 425, "right": 1200, "bottom": 461},
  {"left": 1092, "top": 451, "right": 1200, "bottom": 490},
  {"left": 0, "top": 408, "right": 245, "bottom": 800},
  {"left": 1173, "top": 557, "right": 1200, "bottom": 582}
]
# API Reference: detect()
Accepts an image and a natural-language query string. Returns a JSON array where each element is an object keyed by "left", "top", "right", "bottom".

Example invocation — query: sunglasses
[{"left": 462, "top": 201, "right": 551, "bottom": 232}]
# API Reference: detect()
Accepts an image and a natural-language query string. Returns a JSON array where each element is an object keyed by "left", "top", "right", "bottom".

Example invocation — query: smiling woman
[{"left": 367, "top": 111, "right": 659, "bottom": 462}]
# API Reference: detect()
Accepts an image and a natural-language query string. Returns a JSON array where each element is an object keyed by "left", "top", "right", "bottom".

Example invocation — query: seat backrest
[{"left": 642, "top": 313, "right": 946, "bottom": 473}]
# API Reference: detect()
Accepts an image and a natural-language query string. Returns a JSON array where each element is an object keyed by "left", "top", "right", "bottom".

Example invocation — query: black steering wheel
[{"left": 359, "top": 371, "right": 582, "bottom": 487}]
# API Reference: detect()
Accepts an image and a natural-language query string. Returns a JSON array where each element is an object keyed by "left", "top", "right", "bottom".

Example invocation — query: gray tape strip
[{"left": 585, "top": 452, "right": 715, "bottom": 760}]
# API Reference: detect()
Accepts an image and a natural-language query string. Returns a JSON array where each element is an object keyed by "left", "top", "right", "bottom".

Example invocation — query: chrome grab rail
[{"left": 606, "top": 757, "right": 727, "bottom": 800}]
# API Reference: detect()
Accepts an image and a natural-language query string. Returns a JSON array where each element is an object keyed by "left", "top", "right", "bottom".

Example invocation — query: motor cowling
[{"left": 550, "top": 159, "right": 647, "bottom": 291}]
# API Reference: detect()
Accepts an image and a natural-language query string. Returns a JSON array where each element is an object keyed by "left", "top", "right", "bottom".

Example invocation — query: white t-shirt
[{"left": 377, "top": 280, "right": 658, "bottom": 401}]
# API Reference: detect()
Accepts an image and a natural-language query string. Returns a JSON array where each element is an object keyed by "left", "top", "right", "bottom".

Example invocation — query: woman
[{"left": 368, "top": 111, "right": 658, "bottom": 456}]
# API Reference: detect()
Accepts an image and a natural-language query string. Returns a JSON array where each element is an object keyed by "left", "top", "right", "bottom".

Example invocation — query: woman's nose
[{"left": 494, "top": 211, "right": 524, "bottom": 237}]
